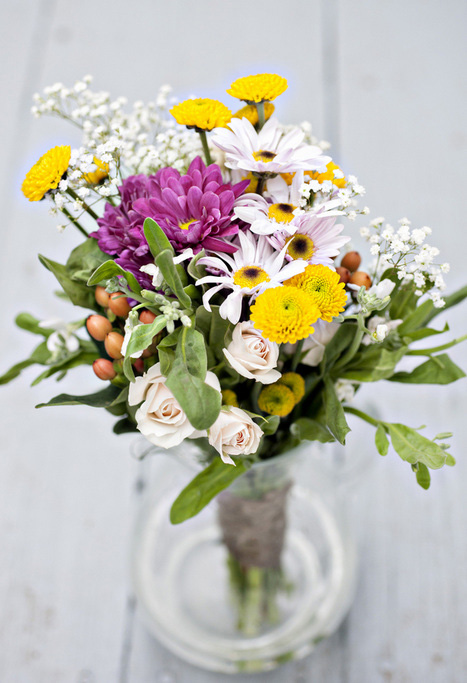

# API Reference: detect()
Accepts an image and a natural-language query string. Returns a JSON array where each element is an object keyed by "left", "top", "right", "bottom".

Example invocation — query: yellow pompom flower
[
  {"left": 233, "top": 102, "right": 275, "bottom": 126},
  {"left": 285, "top": 264, "right": 347, "bottom": 322},
  {"left": 258, "top": 383, "right": 295, "bottom": 417},
  {"left": 278, "top": 372, "right": 305, "bottom": 404},
  {"left": 21, "top": 145, "right": 71, "bottom": 201},
  {"left": 250, "top": 286, "right": 320, "bottom": 344},
  {"left": 306, "top": 161, "right": 346, "bottom": 189},
  {"left": 170, "top": 98, "right": 232, "bottom": 131},
  {"left": 222, "top": 389, "right": 239, "bottom": 408},
  {"left": 83, "top": 157, "right": 109, "bottom": 185},
  {"left": 227, "top": 73, "right": 288, "bottom": 103}
]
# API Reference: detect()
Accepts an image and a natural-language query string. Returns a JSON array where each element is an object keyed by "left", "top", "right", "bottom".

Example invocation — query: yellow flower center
[
  {"left": 179, "top": 219, "right": 196, "bottom": 231},
  {"left": 233, "top": 266, "right": 270, "bottom": 289},
  {"left": 253, "top": 150, "right": 277, "bottom": 163},
  {"left": 285, "top": 234, "right": 315, "bottom": 260},
  {"left": 268, "top": 203, "right": 296, "bottom": 224}
]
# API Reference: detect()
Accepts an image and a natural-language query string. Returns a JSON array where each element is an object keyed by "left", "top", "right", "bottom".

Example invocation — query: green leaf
[
  {"left": 15, "top": 313, "right": 55, "bottom": 337},
  {"left": 39, "top": 255, "right": 97, "bottom": 310},
  {"left": 143, "top": 217, "right": 174, "bottom": 257},
  {"left": 113, "top": 417, "right": 138, "bottom": 434},
  {"left": 386, "top": 423, "right": 455, "bottom": 469},
  {"left": 389, "top": 354, "right": 465, "bottom": 385},
  {"left": 170, "top": 457, "right": 249, "bottom": 524},
  {"left": 30, "top": 348, "right": 98, "bottom": 386},
  {"left": 166, "top": 327, "right": 221, "bottom": 430},
  {"left": 187, "top": 250, "right": 206, "bottom": 280},
  {"left": 36, "top": 385, "right": 121, "bottom": 408},
  {"left": 323, "top": 322, "right": 357, "bottom": 368},
  {"left": 154, "top": 250, "right": 191, "bottom": 309},
  {"left": 260, "top": 415, "right": 281, "bottom": 436},
  {"left": 290, "top": 417, "right": 335, "bottom": 444},
  {"left": 66, "top": 238, "right": 111, "bottom": 284},
  {"left": 87, "top": 260, "right": 142, "bottom": 295},
  {"left": 375, "top": 423, "right": 389, "bottom": 455},
  {"left": 389, "top": 284, "right": 419, "bottom": 320},
  {"left": 402, "top": 322, "right": 449, "bottom": 342},
  {"left": 424, "top": 284, "right": 467, "bottom": 325},
  {"left": 414, "top": 462, "right": 431, "bottom": 490},
  {"left": 397, "top": 299, "right": 436, "bottom": 335},
  {"left": 323, "top": 376, "right": 350, "bottom": 444},
  {"left": 125, "top": 316, "right": 167, "bottom": 358},
  {"left": 157, "top": 328, "right": 182, "bottom": 376},
  {"left": 340, "top": 344, "right": 408, "bottom": 382},
  {"left": 0, "top": 358, "right": 36, "bottom": 385}
]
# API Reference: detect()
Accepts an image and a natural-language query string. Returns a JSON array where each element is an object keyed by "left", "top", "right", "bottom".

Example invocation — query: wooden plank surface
[{"left": 0, "top": 1, "right": 466, "bottom": 681}]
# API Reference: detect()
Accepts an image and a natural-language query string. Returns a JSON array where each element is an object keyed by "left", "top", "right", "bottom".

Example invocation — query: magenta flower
[
  {"left": 133, "top": 157, "right": 248, "bottom": 254},
  {"left": 92, "top": 158, "right": 248, "bottom": 288}
]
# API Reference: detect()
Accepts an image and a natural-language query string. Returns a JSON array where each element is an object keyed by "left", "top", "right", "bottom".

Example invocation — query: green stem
[
  {"left": 344, "top": 406, "right": 380, "bottom": 428},
  {"left": 256, "top": 101, "right": 266, "bottom": 129},
  {"left": 406, "top": 334, "right": 467, "bottom": 356},
  {"left": 255, "top": 175, "right": 266, "bottom": 196},
  {"left": 66, "top": 187, "right": 99, "bottom": 221},
  {"left": 333, "top": 318, "right": 365, "bottom": 371},
  {"left": 198, "top": 130, "right": 212, "bottom": 165},
  {"left": 61, "top": 206, "right": 89, "bottom": 238},
  {"left": 291, "top": 339, "right": 304, "bottom": 372}
]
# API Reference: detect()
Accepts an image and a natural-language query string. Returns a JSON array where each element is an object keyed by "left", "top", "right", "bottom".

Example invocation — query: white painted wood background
[{"left": 1, "top": 1, "right": 466, "bottom": 681}]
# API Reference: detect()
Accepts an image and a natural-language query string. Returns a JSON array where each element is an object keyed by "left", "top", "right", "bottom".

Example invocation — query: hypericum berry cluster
[{"left": 359, "top": 217, "right": 449, "bottom": 308}]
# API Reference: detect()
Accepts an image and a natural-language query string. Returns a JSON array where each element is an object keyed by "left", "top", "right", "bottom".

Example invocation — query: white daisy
[
  {"left": 211, "top": 117, "right": 330, "bottom": 175},
  {"left": 196, "top": 231, "right": 307, "bottom": 324},
  {"left": 268, "top": 210, "right": 351, "bottom": 266},
  {"left": 234, "top": 173, "right": 303, "bottom": 236}
]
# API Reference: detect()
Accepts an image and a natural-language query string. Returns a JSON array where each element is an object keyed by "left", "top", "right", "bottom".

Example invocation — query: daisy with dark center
[
  {"left": 22, "top": 145, "right": 71, "bottom": 201},
  {"left": 212, "top": 117, "right": 330, "bottom": 178},
  {"left": 285, "top": 264, "right": 348, "bottom": 322},
  {"left": 269, "top": 211, "right": 350, "bottom": 266},
  {"left": 196, "top": 231, "right": 307, "bottom": 324}
]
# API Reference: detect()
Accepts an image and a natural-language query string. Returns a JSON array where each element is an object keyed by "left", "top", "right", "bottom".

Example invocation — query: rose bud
[
  {"left": 133, "top": 358, "right": 145, "bottom": 373},
  {"left": 108, "top": 292, "right": 131, "bottom": 318},
  {"left": 104, "top": 331, "right": 124, "bottom": 359},
  {"left": 349, "top": 270, "right": 372, "bottom": 289},
  {"left": 86, "top": 314, "right": 113, "bottom": 341},
  {"left": 139, "top": 310, "right": 156, "bottom": 324},
  {"left": 336, "top": 266, "right": 351, "bottom": 284},
  {"left": 341, "top": 251, "right": 361, "bottom": 272},
  {"left": 93, "top": 358, "right": 116, "bottom": 381},
  {"left": 95, "top": 285, "right": 110, "bottom": 308}
]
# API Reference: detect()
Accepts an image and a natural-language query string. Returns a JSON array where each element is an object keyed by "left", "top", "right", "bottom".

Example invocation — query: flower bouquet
[{"left": 4, "top": 72, "right": 466, "bottom": 671}]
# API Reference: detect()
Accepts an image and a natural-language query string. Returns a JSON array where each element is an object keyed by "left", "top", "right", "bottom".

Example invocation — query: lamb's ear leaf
[
  {"left": 87, "top": 260, "right": 142, "bottom": 295},
  {"left": 39, "top": 255, "right": 98, "bottom": 310},
  {"left": 143, "top": 217, "right": 174, "bottom": 257},
  {"left": 170, "top": 457, "right": 249, "bottom": 524}
]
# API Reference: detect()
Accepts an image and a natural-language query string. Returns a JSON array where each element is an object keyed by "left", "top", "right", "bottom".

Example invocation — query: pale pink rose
[
  {"left": 223, "top": 321, "right": 280, "bottom": 384},
  {"left": 129, "top": 362, "right": 221, "bottom": 449},
  {"left": 208, "top": 407, "right": 263, "bottom": 465}
]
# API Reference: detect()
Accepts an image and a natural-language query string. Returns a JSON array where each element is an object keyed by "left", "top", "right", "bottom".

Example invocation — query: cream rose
[
  {"left": 128, "top": 362, "right": 221, "bottom": 449},
  {"left": 223, "top": 321, "right": 280, "bottom": 384},
  {"left": 208, "top": 407, "right": 263, "bottom": 465}
]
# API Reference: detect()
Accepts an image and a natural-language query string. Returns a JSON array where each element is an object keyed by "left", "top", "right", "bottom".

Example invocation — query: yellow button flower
[
  {"left": 83, "top": 157, "right": 109, "bottom": 185},
  {"left": 250, "top": 286, "right": 320, "bottom": 344},
  {"left": 232, "top": 102, "right": 275, "bottom": 126},
  {"left": 285, "top": 264, "right": 347, "bottom": 322},
  {"left": 222, "top": 389, "right": 239, "bottom": 408},
  {"left": 227, "top": 73, "right": 288, "bottom": 103},
  {"left": 21, "top": 145, "right": 71, "bottom": 201},
  {"left": 278, "top": 372, "right": 305, "bottom": 404},
  {"left": 306, "top": 161, "right": 346, "bottom": 188},
  {"left": 170, "top": 98, "right": 232, "bottom": 131},
  {"left": 258, "top": 383, "right": 295, "bottom": 417}
]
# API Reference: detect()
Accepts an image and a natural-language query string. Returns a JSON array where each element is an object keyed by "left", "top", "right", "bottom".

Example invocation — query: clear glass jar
[{"left": 131, "top": 440, "right": 368, "bottom": 674}]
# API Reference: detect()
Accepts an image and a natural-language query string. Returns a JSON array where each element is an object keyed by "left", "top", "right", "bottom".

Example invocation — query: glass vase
[{"left": 131, "top": 440, "right": 366, "bottom": 674}]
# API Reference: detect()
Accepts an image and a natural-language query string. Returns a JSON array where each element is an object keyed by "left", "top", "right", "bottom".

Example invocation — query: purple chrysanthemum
[{"left": 92, "top": 157, "right": 248, "bottom": 288}]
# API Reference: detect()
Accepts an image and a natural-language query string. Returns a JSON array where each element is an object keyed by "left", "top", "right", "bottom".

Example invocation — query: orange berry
[
  {"left": 93, "top": 358, "right": 116, "bottom": 380},
  {"left": 336, "top": 267, "right": 351, "bottom": 284},
  {"left": 95, "top": 286, "right": 110, "bottom": 308},
  {"left": 139, "top": 310, "right": 156, "bottom": 324},
  {"left": 108, "top": 292, "right": 131, "bottom": 318},
  {"left": 86, "top": 314, "right": 113, "bottom": 341},
  {"left": 104, "top": 332, "right": 124, "bottom": 359},
  {"left": 349, "top": 271, "right": 372, "bottom": 289},
  {"left": 341, "top": 251, "right": 361, "bottom": 273}
]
